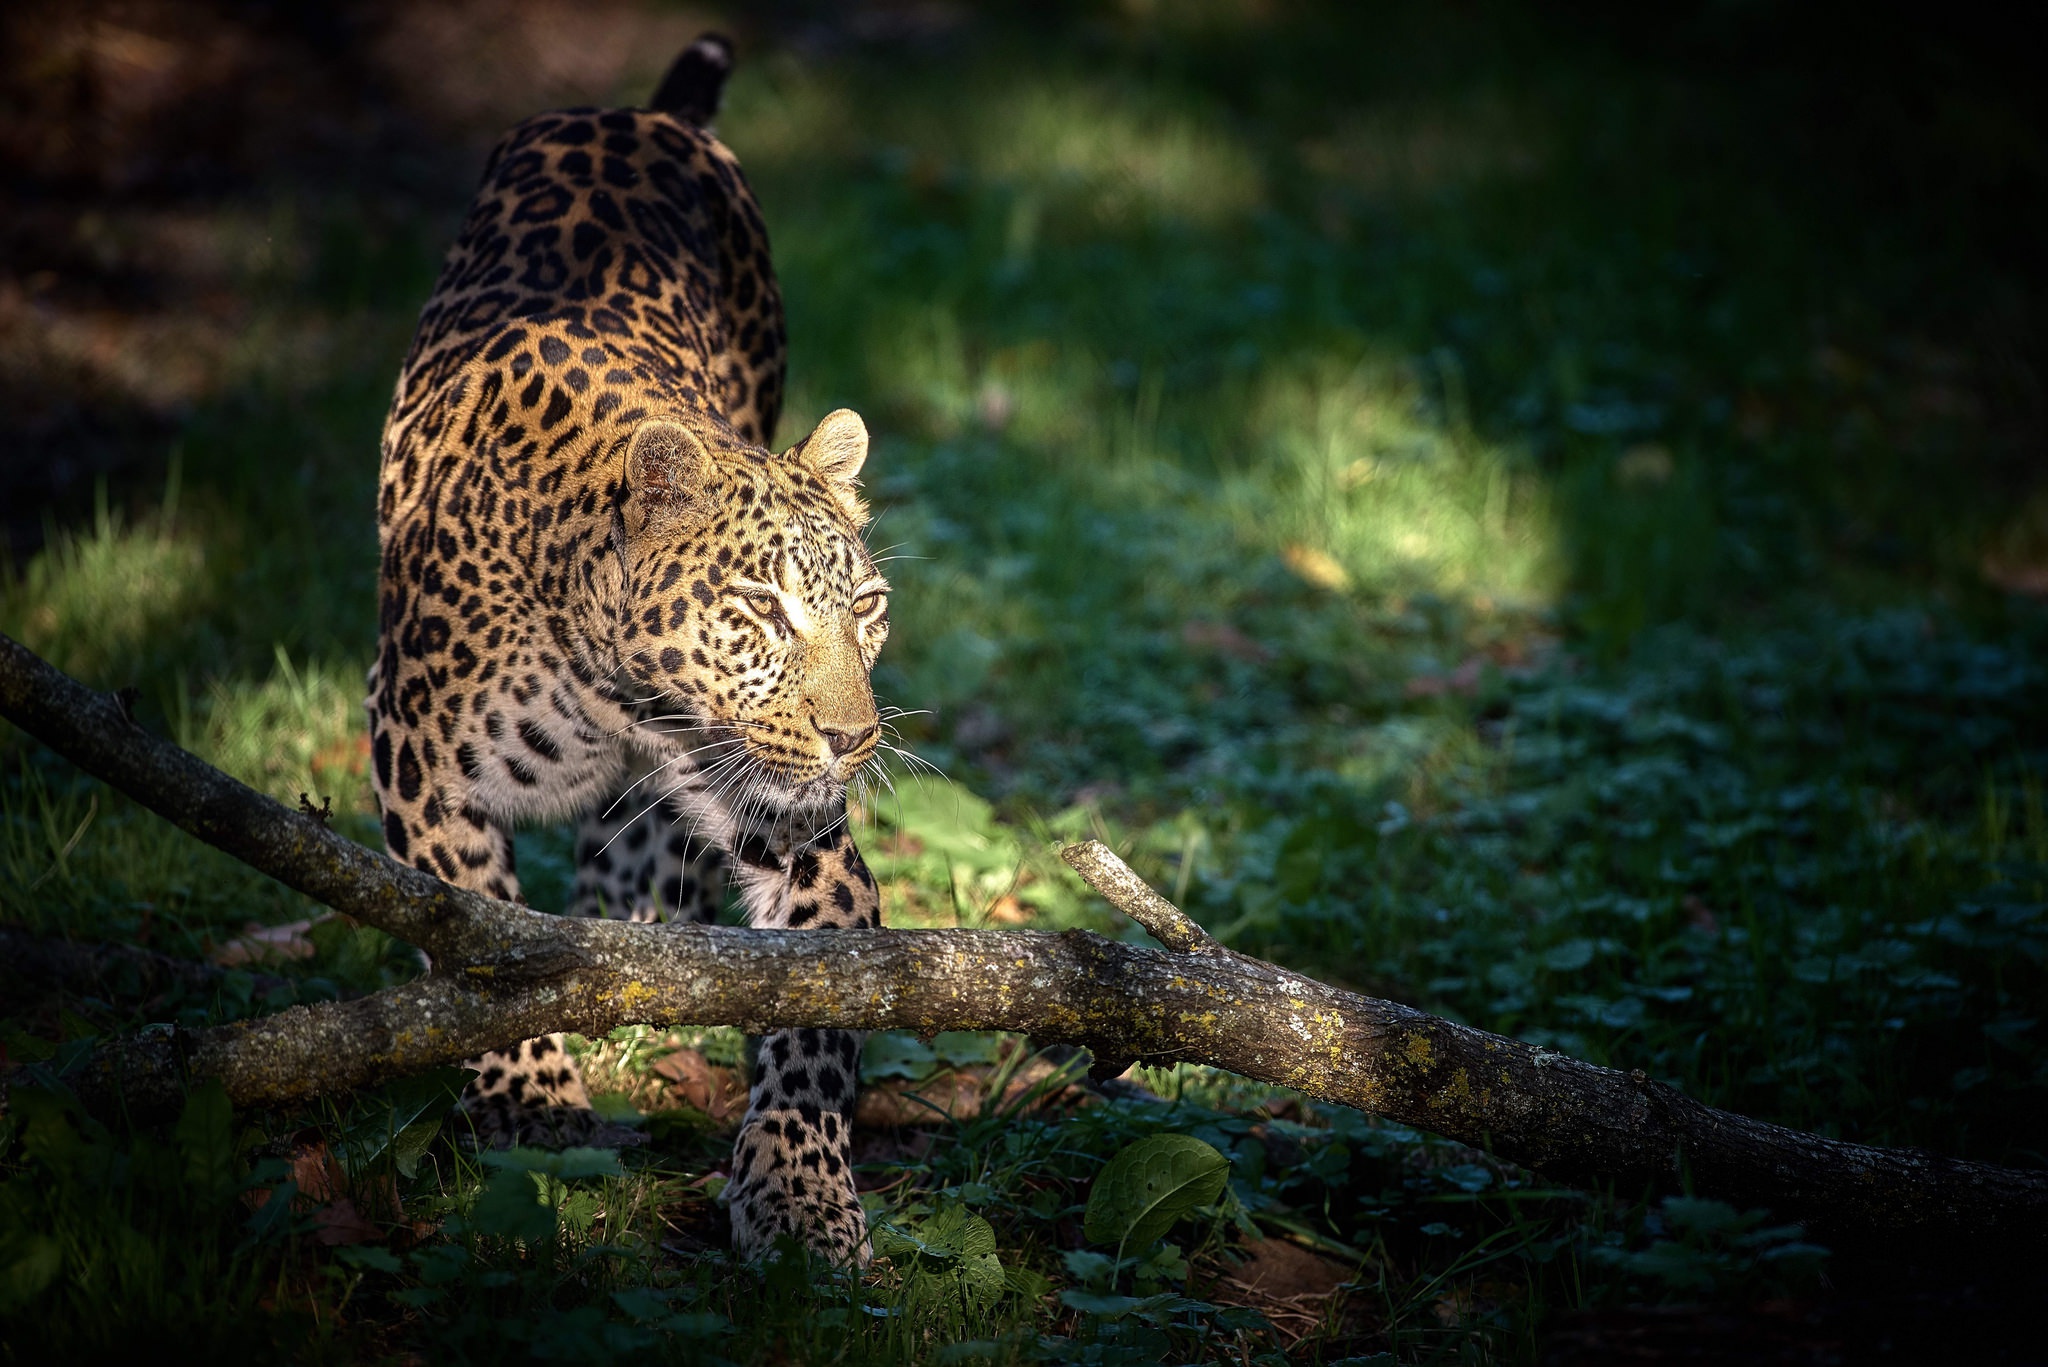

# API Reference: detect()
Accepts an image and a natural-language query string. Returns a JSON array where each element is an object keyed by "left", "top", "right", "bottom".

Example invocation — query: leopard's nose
[{"left": 812, "top": 717, "right": 878, "bottom": 757}]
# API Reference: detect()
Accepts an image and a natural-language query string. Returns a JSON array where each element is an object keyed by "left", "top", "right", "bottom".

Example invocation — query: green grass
[{"left": 4, "top": 3, "right": 2044, "bottom": 1361}]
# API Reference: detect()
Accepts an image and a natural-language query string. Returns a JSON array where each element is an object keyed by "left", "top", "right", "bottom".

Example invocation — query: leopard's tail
[{"left": 648, "top": 33, "right": 735, "bottom": 126}]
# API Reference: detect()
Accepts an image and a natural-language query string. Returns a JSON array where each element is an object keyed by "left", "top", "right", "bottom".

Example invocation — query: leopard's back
[{"left": 379, "top": 98, "right": 786, "bottom": 532}]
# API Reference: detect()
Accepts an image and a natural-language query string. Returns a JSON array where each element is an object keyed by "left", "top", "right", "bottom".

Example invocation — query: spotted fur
[{"left": 366, "top": 36, "right": 885, "bottom": 1264}]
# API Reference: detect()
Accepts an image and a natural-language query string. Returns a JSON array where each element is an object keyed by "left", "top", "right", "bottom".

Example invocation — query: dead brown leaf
[
  {"left": 854, "top": 1056, "right": 1087, "bottom": 1128},
  {"left": 211, "top": 916, "right": 322, "bottom": 966},
  {"left": 313, "top": 730, "right": 371, "bottom": 783},
  {"left": 288, "top": 1132, "right": 349, "bottom": 1203},
  {"left": 1180, "top": 619, "right": 1272, "bottom": 663},
  {"left": 1615, "top": 443, "right": 1675, "bottom": 487},
  {"left": 240, "top": 1133, "right": 405, "bottom": 1244},
  {"left": 984, "top": 894, "right": 1033, "bottom": 925},
  {"left": 312, "top": 1197, "right": 383, "bottom": 1246},
  {"left": 1404, "top": 655, "right": 1485, "bottom": 699},
  {"left": 650, "top": 1048, "right": 747, "bottom": 1123},
  {"left": 1208, "top": 1237, "right": 1366, "bottom": 1347},
  {"left": 1282, "top": 542, "right": 1352, "bottom": 592}
]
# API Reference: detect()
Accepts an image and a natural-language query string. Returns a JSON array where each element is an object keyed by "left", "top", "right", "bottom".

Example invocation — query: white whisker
[
  {"left": 880, "top": 740, "right": 951, "bottom": 784},
  {"left": 600, "top": 736, "right": 750, "bottom": 816}
]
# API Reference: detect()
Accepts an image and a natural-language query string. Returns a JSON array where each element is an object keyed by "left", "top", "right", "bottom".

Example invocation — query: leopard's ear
[
  {"left": 624, "top": 419, "right": 714, "bottom": 534},
  {"left": 792, "top": 408, "right": 870, "bottom": 526}
]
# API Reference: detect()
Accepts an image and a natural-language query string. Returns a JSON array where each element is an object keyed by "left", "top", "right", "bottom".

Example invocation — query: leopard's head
[{"left": 615, "top": 409, "right": 889, "bottom": 810}]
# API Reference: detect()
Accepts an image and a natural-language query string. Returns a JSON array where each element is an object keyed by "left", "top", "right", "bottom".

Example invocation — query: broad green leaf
[
  {"left": 1083, "top": 1133, "right": 1229, "bottom": 1254},
  {"left": 388, "top": 1109, "right": 445, "bottom": 1180},
  {"left": 1061, "top": 1248, "right": 1116, "bottom": 1285},
  {"left": 931, "top": 1031, "right": 1002, "bottom": 1066},
  {"left": 387, "top": 1287, "right": 444, "bottom": 1308},
  {"left": 1060, "top": 1289, "right": 1204, "bottom": 1321},
  {"left": 334, "top": 1244, "right": 403, "bottom": 1273},
  {"left": 961, "top": 1256, "right": 1006, "bottom": 1300},
  {"left": 611, "top": 1286, "right": 672, "bottom": 1322},
  {"left": 942, "top": 1180, "right": 996, "bottom": 1205},
  {"left": 1435, "top": 1163, "right": 1494, "bottom": 1193},
  {"left": 958, "top": 1212, "right": 997, "bottom": 1259},
  {"left": 961, "top": 1245, "right": 1006, "bottom": 1302},
  {"left": 557, "top": 1188, "right": 603, "bottom": 1235},
  {"left": 339, "top": 1066, "right": 467, "bottom": 1176},
  {"left": 382, "top": 1066, "right": 470, "bottom": 1124},
  {"left": 1060, "top": 1290, "right": 1144, "bottom": 1317},
  {"left": 1135, "top": 1240, "right": 1188, "bottom": 1283},
  {"left": 470, "top": 1168, "right": 557, "bottom": 1242},
  {"left": 876, "top": 1206, "right": 1006, "bottom": 1303},
  {"left": 1659, "top": 1196, "right": 1742, "bottom": 1234},
  {"left": 862, "top": 1032, "right": 938, "bottom": 1081},
  {"left": 0, "top": 1025, "right": 55, "bottom": 1064},
  {"left": 664, "top": 1312, "right": 732, "bottom": 1337},
  {"left": 409, "top": 1243, "right": 470, "bottom": 1284},
  {"left": 1004, "top": 1264, "right": 1053, "bottom": 1300},
  {"left": 871, "top": 1222, "right": 926, "bottom": 1260},
  {"left": 1625, "top": 1240, "right": 1720, "bottom": 1292},
  {"left": 479, "top": 1145, "right": 623, "bottom": 1180},
  {"left": 1541, "top": 938, "right": 1596, "bottom": 972}
]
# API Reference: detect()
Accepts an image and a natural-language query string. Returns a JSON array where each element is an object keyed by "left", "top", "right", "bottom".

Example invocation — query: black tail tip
[{"left": 649, "top": 33, "right": 735, "bottom": 124}]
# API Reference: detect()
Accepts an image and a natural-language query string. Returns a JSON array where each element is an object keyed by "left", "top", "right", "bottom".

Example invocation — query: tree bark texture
[{"left": 4, "top": 631, "right": 2043, "bottom": 1248}]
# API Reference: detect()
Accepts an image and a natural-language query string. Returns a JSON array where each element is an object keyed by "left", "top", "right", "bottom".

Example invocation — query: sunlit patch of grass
[
  {"left": 1226, "top": 355, "right": 1564, "bottom": 605},
  {"left": 740, "top": 60, "right": 1264, "bottom": 231},
  {"left": 960, "top": 77, "right": 1265, "bottom": 228},
  {"left": 0, "top": 758, "right": 317, "bottom": 950},
  {"left": 1, "top": 486, "right": 213, "bottom": 683},
  {"left": 183, "top": 646, "right": 372, "bottom": 814},
  {"left": 858, "top": 774, "right": 1096, "bottom": 931}
]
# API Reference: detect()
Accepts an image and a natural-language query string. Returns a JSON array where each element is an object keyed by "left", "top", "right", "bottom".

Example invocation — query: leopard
[{"left": 364, "top": 34, "right": 887, "bottom": 1265}]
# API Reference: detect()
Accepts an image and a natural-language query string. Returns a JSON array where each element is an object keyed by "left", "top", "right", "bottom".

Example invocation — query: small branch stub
[{"left": 1060, "top": 840, "right": 1221, "bottom": 955}]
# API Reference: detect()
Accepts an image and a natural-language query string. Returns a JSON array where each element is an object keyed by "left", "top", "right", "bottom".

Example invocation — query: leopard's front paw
[{"left": 725, "top": 1109, "right": 869, "bottom": 1265}]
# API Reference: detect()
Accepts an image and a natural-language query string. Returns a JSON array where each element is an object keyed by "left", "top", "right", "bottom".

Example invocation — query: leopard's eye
[
  {"left": 852, "top": 592, "right": 885, "bottom": 617},
  {"left": 746, "top": 591, "right": 782, "bottom": 619}
]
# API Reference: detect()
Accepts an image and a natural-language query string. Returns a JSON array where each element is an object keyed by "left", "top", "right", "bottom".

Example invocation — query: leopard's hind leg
[
  {"left": 438, "top": 830, "right": 595, "bottom": 1148},
  {"left": 360, "top": 740, "right": 600, "bottom": 1147},
  {"left": 462, "top": 788, "right": 730, "bottom": 1145}
]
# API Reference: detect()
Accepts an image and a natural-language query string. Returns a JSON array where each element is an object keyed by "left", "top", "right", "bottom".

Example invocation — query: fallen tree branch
[{"left": 3, "top": 631, "right": 2044, "bottom": 1248}]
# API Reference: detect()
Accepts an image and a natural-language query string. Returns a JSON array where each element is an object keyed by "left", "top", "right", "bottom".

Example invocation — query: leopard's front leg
[{"left": 722, "top": 808, "right": 879, "bottom": 1264}]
